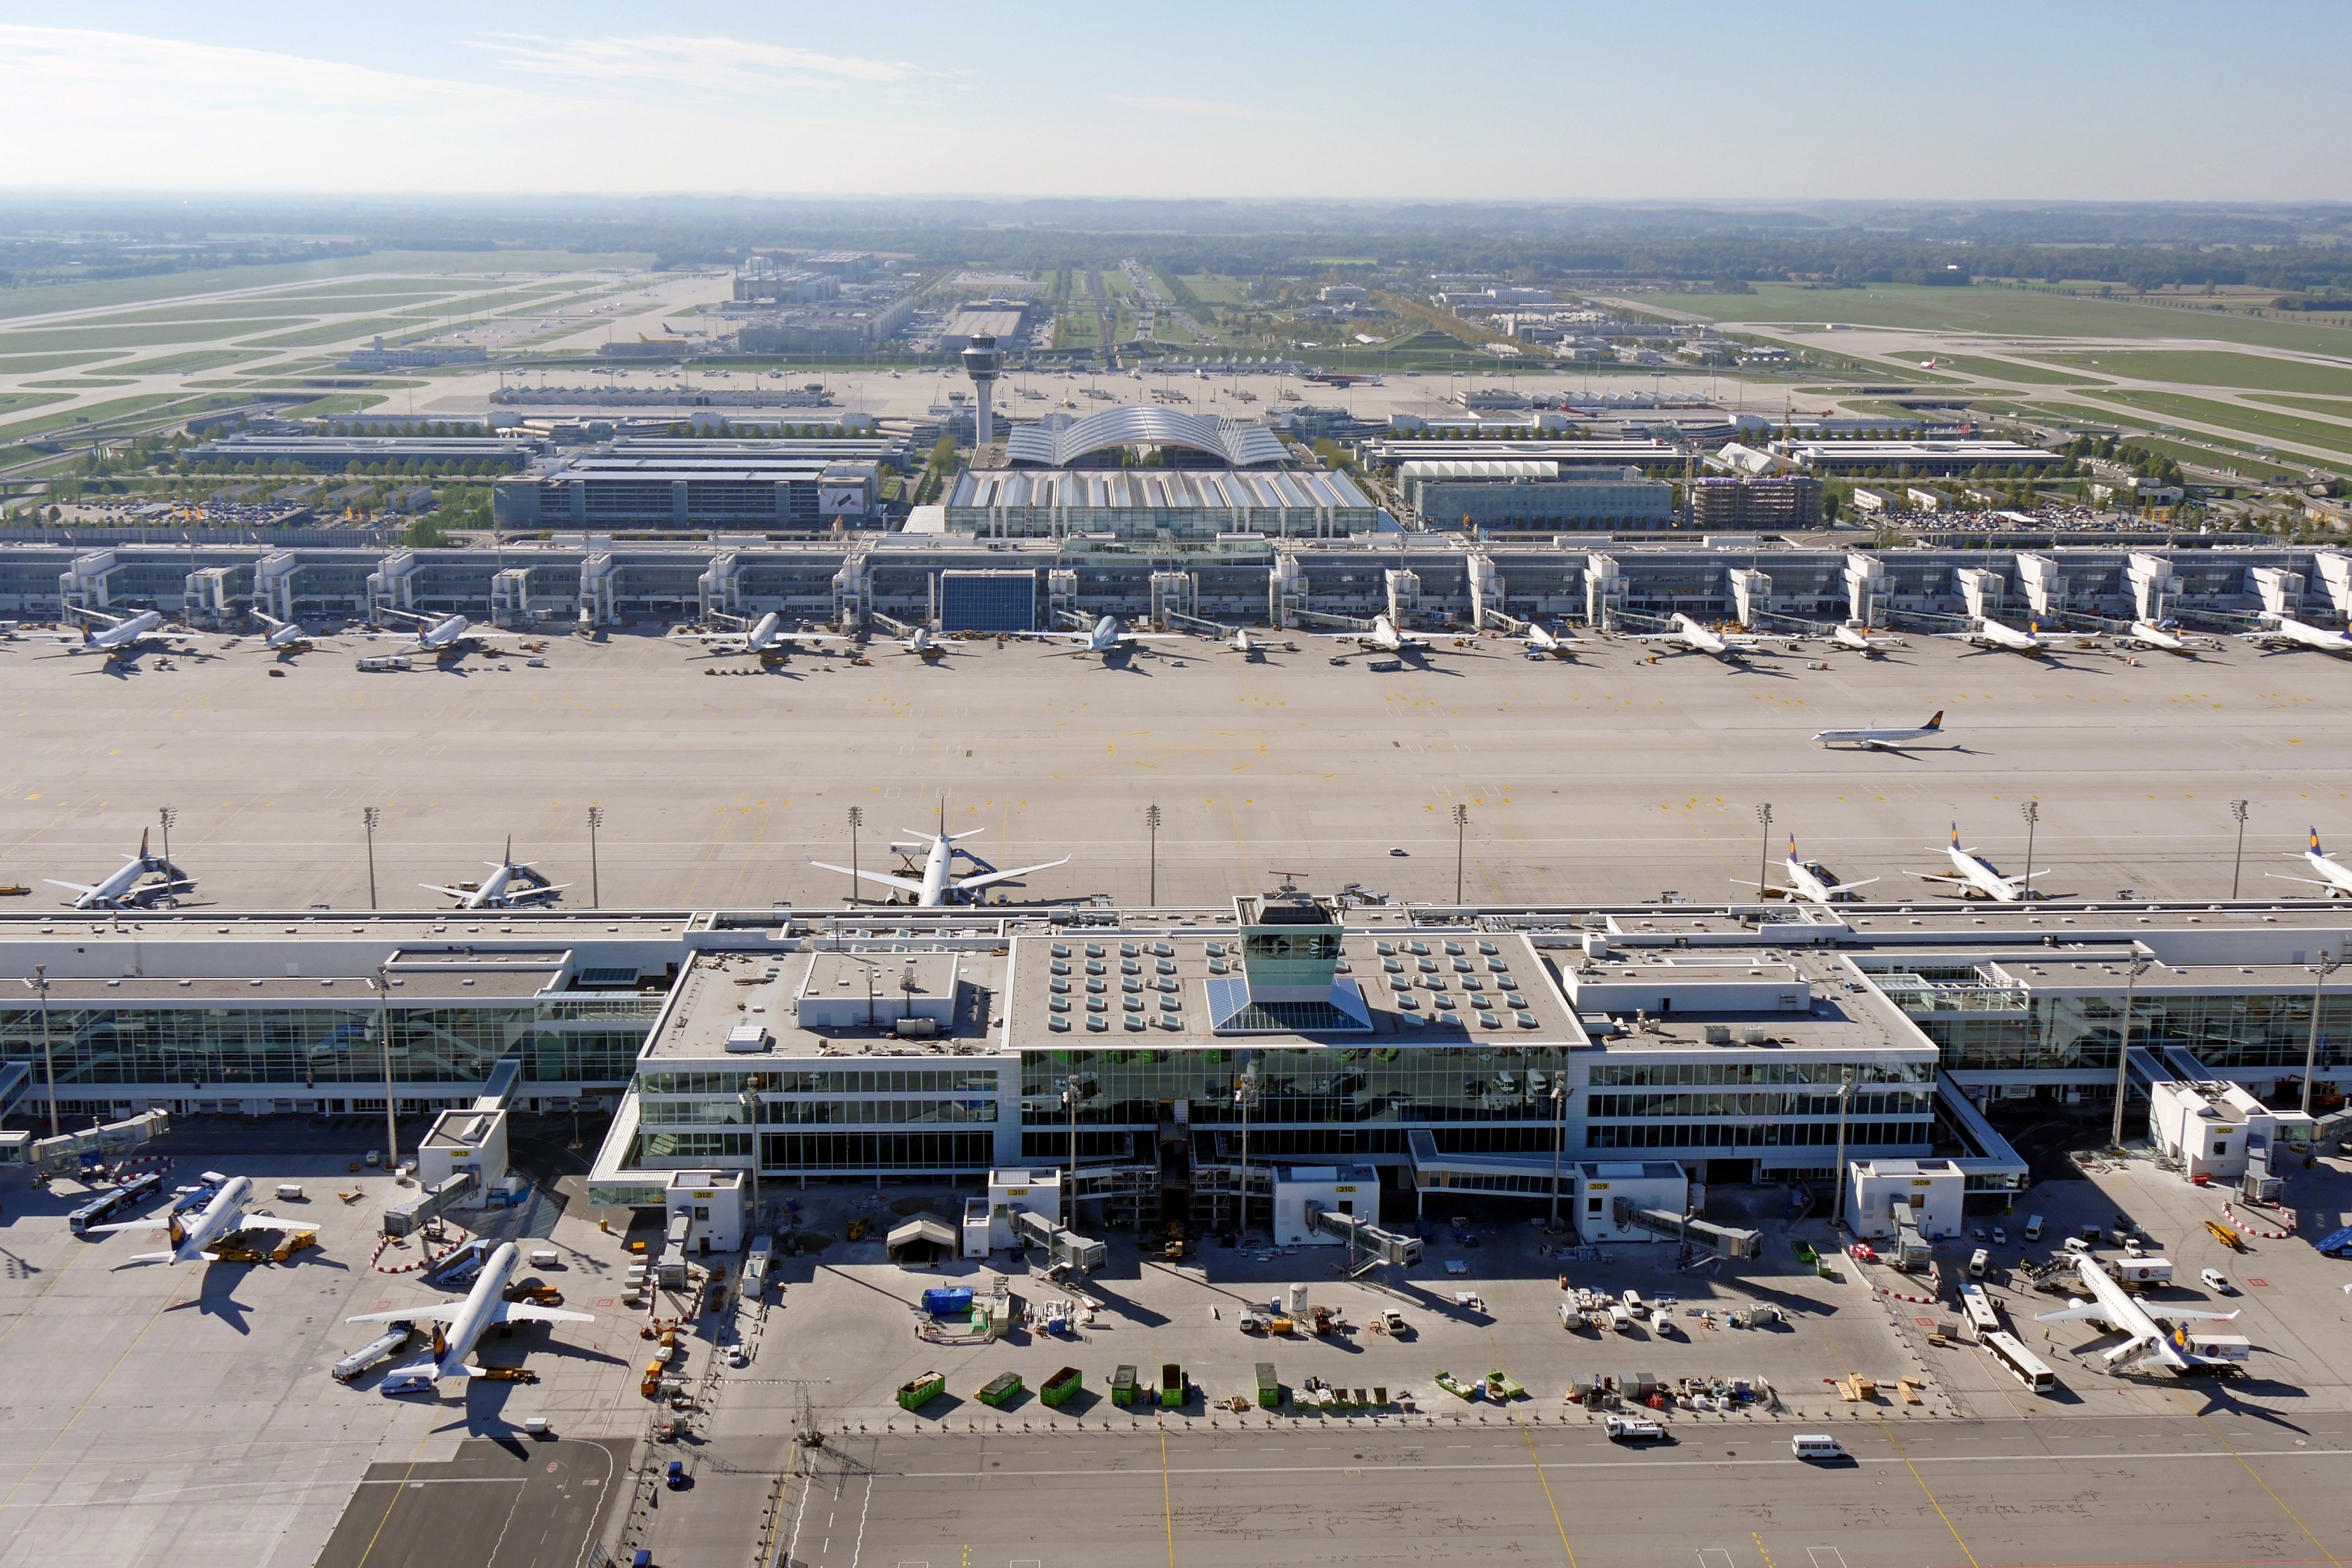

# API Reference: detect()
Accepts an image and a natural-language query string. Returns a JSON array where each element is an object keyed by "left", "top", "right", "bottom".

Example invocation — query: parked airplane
[
  {"left": 1036, "top": 614, "right": 1181, "bottom": 660},
  {"left": 1623, "top": 613, "right": 1765, "bottom": 661},
  {"left": 88, "top": 1175, "right": 317, "bottom": 1266},
  {"left": 423, "top": 838, "right": 567, "bottom": 909},
  {"left": 2239, "top": 615, "right": 2352, "bottom": 657},
  {"left": 2270, "top": 828, "right": 2352, "bottom": 898},
  {"left": 1735, "top": 835, "right": 1878, "bottom": 904},
  {"left": 1328, "top": 614, "right": 1431, "bottom": 655},
  {"left": 1516, "top": 620, "right": 1589, "bottom": 659},
  {"left": 2109, "top": 619, "right": 2213, "bottom": 656},
  {"left": 55, "top": 606, "right": 176, "bottom": 657},
  {"left": 1904, "top": 824, "right": 2046, "bottom": 902},
  {"left": 370, "top": 610, "right": 522, "bottom": 659},
  {"left": 251, "top": 612, "right": 332, "bottom": 654},
  {"left": 1938, "top": 615, "right": 2050, "bottom": 656},
  {"left": 810, "top": 805, "right": 1069, "bottom": 906},
  {"left": 1811, "top": 710, "right": 1947, "bottom": 751},
  {"left": 690, "top": 612, "right": 844, "bottom": 659},
  {"left": 1828, "top": 622, "right": 1908, "bottom": 655},
  {"left": 2035, "top": 1254, "right": 2243, "bottom": 1374},
  {"left": 46, "top": 830, "right": 195, "bottom": 909},
  {"left": 347, "top": 1241, "right": 593, "bottom": 1390}
]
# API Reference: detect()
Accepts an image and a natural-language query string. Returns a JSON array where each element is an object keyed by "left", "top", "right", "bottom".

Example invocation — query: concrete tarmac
[{"left": 312, "top": 1438, "right": 627, "bottom": 1568}]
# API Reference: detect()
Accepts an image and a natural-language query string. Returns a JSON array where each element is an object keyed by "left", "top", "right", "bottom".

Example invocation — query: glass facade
[
  {"left": 1019, "top": 1045, "right": 1577, "bottom": 1130},
  {"left": 1868, "top": 974, "right": 2352, "bottom": 1074}
]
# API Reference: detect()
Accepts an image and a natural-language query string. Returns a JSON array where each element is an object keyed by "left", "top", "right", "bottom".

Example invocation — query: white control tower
[{"left": 960, "top": 332, "right": 1001, "bottom": 447}]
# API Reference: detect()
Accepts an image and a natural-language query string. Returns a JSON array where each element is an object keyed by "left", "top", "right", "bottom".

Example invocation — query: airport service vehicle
[
  {"left": 1605, "top": 1414, "right": 1667, "bottom": 1442},
  {"left": 1811, "top": 710, "right": 1946, "bottom": 751},
  {"left": 1982, "top": 1330, "right": 2058, "bottom": 1392},
  {"left": 810, "top": 802, "right": 1068, "bottom": 907},
  {"left": 1905, "top": 824, "right": 2047, "bottom": 903},
  {"left": 84, "top": 1174, "right": 317, "bottom": 1265},
  {"left": 2271, "top": 829, "right": 2352, "bottom": 898},
  {"left": 423, "top": 837, "right": 568, "bottom": 909},
  {"left": 1791, "top": 1434, "right": 1847, "bottom": 1460},
  {"left": 332, "top": 1322, "right": 416, "bottom": 1383},
  {"left": 2036, "top": 1254, "right": 2242, "bottom": 1375},
  {"left": 2239, "top": 614, "right": 2352, "bottom": 657},
  {"left": 1734, "top": 834, "right": 1878, "bottom": 904},
  {"left": 1959, "top": 1284, "right": 2003, "bottom": 1341},
  {"left": 46, "top": 829, "right": 195, "bottom": 910},
  {"left": 67, "top": 1172, "right": 164, "bottom": 1236},
  {"left": 1938, "top": 615, "right": 2051, "bottom": 656},
  {"left": 347, "top": 1242, "right": 595, "bottom": 1390},
  {"left": 2023, "top": 1214, "right": 2044, "bottom": 1242},
  {"left": 1969, "top": 1248, "right": 1990, "bottom": 1278},
  {"left": 1992, "top": 1226, "right": 2007, "bottom": 1245},
  {"left": 2200, "top": 1268, "right": 2233, "bottom": 1293}
]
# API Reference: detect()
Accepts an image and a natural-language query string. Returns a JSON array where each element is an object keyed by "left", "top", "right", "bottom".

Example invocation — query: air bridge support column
[
  {"left": 2127, "top": 552, "right": 2176, "bottom": 623},
  {"left": 1957, "top": 567, "right": 2004, "bottom": 623},
  {"left": 2252, "top": 565, "right": 2306, "bottom": 619},
  {"left": 1843, "top": 552, "right": 1885, "bottom": 626},
  {"left": 1728, "top": 567, "right": 1771, "bottom": 628},
  {"left": 2017, "top": 553, "right": 2066, "bottom": 619}
]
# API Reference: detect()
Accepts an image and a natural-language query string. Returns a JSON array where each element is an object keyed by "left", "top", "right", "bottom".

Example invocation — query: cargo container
[
  {"left": 977, "top": 1372, "right": 1023, "bottom": 1408},
  {"left": 897, "top": 1370, "right": 946, "bottom": 1410},
  {"left": 2113, "top": 1257, "right": 2173, "bottom": 1286},
  {"left": 921, "top": 1287, "right": 975, "bottom": 1317},
  {"left": 1041, "top": 1366, "right": 1083, "bottom": 1407},
  {"left": 1256, "top": 1362, "right": 1281, "bottom": 1409},
  {"left": 2168, "top": 1327, "right": 2252, "bottom": 1363},
  {"left": 1111, "top": 1364, "right": 1138, "bottom": 1407}
]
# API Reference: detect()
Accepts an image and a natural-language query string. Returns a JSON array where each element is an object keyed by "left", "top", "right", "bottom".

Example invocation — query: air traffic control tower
[{"left": 960, "top": 332, "right": 1000, "bottom": 447}]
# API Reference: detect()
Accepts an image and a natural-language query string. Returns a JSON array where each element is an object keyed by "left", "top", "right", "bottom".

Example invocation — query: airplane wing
[
  {"left": 1902, "top": 870, "right": 1967, "bottom": 883},
  {"left": 2162, "top": 1307, "right": 2243, "bottom": 1322},
  {"left": 502, "top": 883, "right": 570, "bottom": 902},
  {"left": 420, "top": 883, "right": 483, "bottom": 900},
  {"left": 2266, "top": 873, "right": 2337, "bottom": 889},
  {"left": 496, "top": 1301, "right": 597, "bottom": 1325},
  {"left": 2033, "top": 1304, "right": 2108, "bottom": 1323},
  {"left": 43, "top": 880, "right": 102, "bottom": 897},
  {"left": 1826, "top": 877, "right": 1881, "bottom": 895},
  {"left": 952, "top": 856, "right": 1072, "bottom": 894},
  {"left": 81, "top": 1216, "right": 175, "bottom": 1234},
  {"left": 348, "top": 1304, "right": 466, "bottom": 1325},
  {"left": 233, "top": 1216, "right": 320, "bottom": 1233},
  {"left": 808, "top": 861, "right": 927, "bottom": 895}
]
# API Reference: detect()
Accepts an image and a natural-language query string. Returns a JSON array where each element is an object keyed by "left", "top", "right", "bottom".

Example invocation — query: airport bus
[
  {"left": 1982, "top": 1330, "right": 2056, "bottom": 1393},
  {"left": 67, "top": 1171, "right": 164, "bottom": 1237},
  {"left": 1959, "top": 1282, "right": 2003, "bottom": 1341}
]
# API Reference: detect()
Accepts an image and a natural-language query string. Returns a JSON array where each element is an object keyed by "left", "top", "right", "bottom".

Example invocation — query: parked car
[
  {"left": 1991, "top": 1226, "right": 2007, "bottom": 1245},
  {"left": 2200, "top": 1268, "right": 2234, "bottom": 1294},
  {"left": 665, "top": 1460, "right": 687, "bottom": 1490}
]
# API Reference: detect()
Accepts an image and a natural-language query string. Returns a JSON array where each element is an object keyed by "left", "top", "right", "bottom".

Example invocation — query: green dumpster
[
  {"left": 1112, "top": 1364, "right": 1138, "bottom": 1407},
  {"left": 1255, "top": 1362, "right": 1281, "bottom": 1409},
  {"left": 1159, "top": 1362, "right": 1186, "bottom": 1408},
  {"left": 1042, "top": 1366, "right": 1083, "bottom": 1408},
  {"left": 977, "top": 1372, "right": 1023, "bottom": 1408},
  {"left": 896, "top": 1370, "right": 946, "bottom": 1411}
]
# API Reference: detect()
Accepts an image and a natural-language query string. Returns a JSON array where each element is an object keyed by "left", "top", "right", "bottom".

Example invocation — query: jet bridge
[
  {"left": 1608, "top": 1198, "right": 1761, "bottom": 1260},
  {"left": 28, "top": 1108, "right": 170, "bottom": 1176},
  {"left": 474, "top": 1054, "right": 524, "bottom": 1113},
  {"left": 381, "top": 1169, "right": 478, "bottom": 1238},
  {"left": 1012, "top": 1206, "right": 1108, "bottom": 1272},
  {"left": 1304, "top": 1201, "right": 1425, "bottom": 1274}
]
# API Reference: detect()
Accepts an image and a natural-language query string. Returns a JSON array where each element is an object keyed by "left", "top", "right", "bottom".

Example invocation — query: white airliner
[
  {"left": 1225, "top": 626, "right": 1265, "bottom": 659},
  {"left": 1811, "top": 710, "right": 1947, "bottom": 751},
  {"left": 87, "top": 1175, "right": 317, "bottom": 1266},
  {"left": 2111, "top": 620, "right": 2211, "bottom": 655},
  {"left": 46, "top": 830, "right": 195, "bottom": 909},
  {"left": 1904, "top": 824, "right": 2046, "bottom": 902},
  {"left": 1517, "top": 620, "right": 1587, "bottom": 659},
  {"left": 811, "top": 807, "right": 1069, "bottom": 906},
  {"left": 348, "top": 1242, "right": 593, "bottom": 1390},
  {"left": 2239, "top": 615, "right": 2352, "bottom": 657},
  {"left": 1829, "top": 622, "right": 1908, "bottom": 655},
  {"left": 57, "top": 606, "right": 175, "bottom": 656},
  {"left": 423, "top": 838, "right": 567, "bottom": 909},
  {"left": 2035, "top": 1254, "right": 2243, "bottom": 1375},
  {"left": 895, "top": 625, "right": 951, "bottom": 659},
  {"left": 1938, "top": 615, "right": 2050, "bottom": 655},
  {"left": 252, "top": 612, "right": 329, "bottom": 654},
  {"left": 1623, "top": 613, "right": 1764, "bottom": 661},
  {"left": 2270, "top": 828, "right": 2352, "bottom": 898},
  {"left": 1037, "top": 614, "right": 1181, "bottom": 659},
  {"left": 1735, "top": 835, "right": 1878, "bottom": 904},
  {"left": 373, "top": 610, "right": 523, "bottom": 658},
  {"left": 691, "top": 612, "right": 844, "bottom": 659}
]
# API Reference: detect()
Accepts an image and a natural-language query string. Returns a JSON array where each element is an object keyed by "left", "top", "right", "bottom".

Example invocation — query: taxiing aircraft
[
  {"left": 1811, "top": 710, "right": 1947, "bottom": 751},
  {"left": 1623, "top": 613, "right": 1766, "bottom": 661},
  {"left": 87, "top": 1175, "right": 317, "bottom": 1266},
  {"left": 348, "top": 1242, "right": 593, "bottom": 1390},
  {"left": 46, "top": 830, "right": 195, "bottom": 910},
  {"left": 2270, "top": 828, "right": 2352, "bottom": 898},
  {"left": 1938, "top": 615, "right": 2051, "bottom": 656},
  {"left": 1735, "top": 835, "right": 1878, "bottom": 904},
  {"left": 2239, "top": 615, "right": 2352, "bottom": 657},
  {"left": 690, "top": 612, "right": 844, "bottom": 659},
  {"left": 811, "top": 805, "right": 1069, "bottom": 906},
  {"left": 1828, "top": 622, "right": 1908, "bottom": 655},
  {"left": 1036, "top": 614, "right": 1182, "bottom": 660},
  {"left": 2035, "top": 1254, "right": 2244, "bottom": 1375},
  {"left": 423, "top": 838, "right": 567, "bottom": 909},
  {"left": 1904, "top": 824, "right": 2046, "bottom": 903}
]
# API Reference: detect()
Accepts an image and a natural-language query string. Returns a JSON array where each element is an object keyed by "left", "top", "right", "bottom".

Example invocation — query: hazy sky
[{"left": 3, "top": 1, "right": 2347, "bottom": 202}]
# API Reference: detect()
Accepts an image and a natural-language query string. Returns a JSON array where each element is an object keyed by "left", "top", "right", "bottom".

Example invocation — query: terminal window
[{"left": 939, "top": 572, "right": 1036, "bottom": 634}]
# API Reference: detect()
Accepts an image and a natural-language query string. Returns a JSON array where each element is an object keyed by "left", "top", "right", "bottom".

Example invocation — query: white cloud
[
  {"left": 471, "top": 34, "right": 938, "bottom": 96},
  {"left": 1110, "top": 95, "right": 1310, "bottom": 125}
]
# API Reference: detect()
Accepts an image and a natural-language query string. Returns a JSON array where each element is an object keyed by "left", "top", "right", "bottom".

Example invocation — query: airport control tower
[{"left": 960, "top": 332, "right": 1000, "bottom": 447}]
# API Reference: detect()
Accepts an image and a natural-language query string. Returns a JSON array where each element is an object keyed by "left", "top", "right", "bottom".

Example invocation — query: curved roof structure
[{"left": 1004, "top": 405, "right": 1289, "bottom": 469}]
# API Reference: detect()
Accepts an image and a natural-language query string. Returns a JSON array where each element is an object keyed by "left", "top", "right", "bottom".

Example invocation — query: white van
[
  {"left": 2022, "top": 1214, "right": 2044, "bottom": 1242},
  {"left": 1967, "top": 1248, "right": 1989, "bottom": 1278},
  {"left": 1792, "top": 1434, "right": 1847, "bottom": 1460},
  {"left": 1621, "top": 1289, "right": 1646, "bottom": 1319}
]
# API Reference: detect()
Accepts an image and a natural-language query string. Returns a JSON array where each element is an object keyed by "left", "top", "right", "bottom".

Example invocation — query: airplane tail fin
[
  {"left": 140, "top": 828, "right": 151, "bottom": 859},
  {"left": 2313, "top": 827, "right": 2325, "bottom": 856},
  {"left": 1923, "top": 710, "right": 1943, "bottom": 732},
  {"left": 1950, "top": 822, "right": 1961, "bottom": 848},
  {"left": 1786, "top": 833, "right": 1799, "bottom": 860}
]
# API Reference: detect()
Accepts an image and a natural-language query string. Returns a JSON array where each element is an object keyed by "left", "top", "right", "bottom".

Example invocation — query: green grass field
[
  {"left": 1664, "top": 281, "right": 2352, "bottom": 356},
  {"left": 25, "top": 378, "right": 134, "bottom": 388},
  {"left": 232, "top": 315, "right": 417, "bottom": 349},
  {"left": 2095, "top": 389, "right": 2352, "bottom": 456},
  {"left": 103, "top": 348, "right": 271, "bottom": 376},
  {"left": 0, "top": 391, "right": 196, "bottom": 438},
  {"left": 0, "top": 320, "right": 307, "bottom": 353},
  {"left": 2246, "top": 393, "right": 2352, "bottom": 415},
  {"left": 2015, "top": 349, "right": 2352, "bottom": 398},
  {"left": 1889, "top": 352, "right": 2102, "bottom": 386},
  {"left": 0, "top": 250, "right": 654, "bottom": 323},
  {"left": 1177, "top": 273, "right": 1250, "bottom": 305},
  {"left": 0, "top": 351, "right": 122, "bottom": 373},
  {"left": 2019, "top": 396, "right": 2352, "bottom": 478}
]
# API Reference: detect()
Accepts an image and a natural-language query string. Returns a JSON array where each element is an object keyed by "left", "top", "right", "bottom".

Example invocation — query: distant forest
[{"left": 7, "top": 195, "right": 2352, "bottom": 295}]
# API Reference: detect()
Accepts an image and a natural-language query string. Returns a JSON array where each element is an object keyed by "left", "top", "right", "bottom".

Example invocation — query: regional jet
[
  {"left": 349, "top": 1242, "right": 593, "bottom": 1391},
  {"left": 1623, "top": 613, "right": 1766, "bottom": 661},
  {"left": 2270, "top": 828, "right": 2352, "bottom": 898},
  {"left": 87, "top": 1175, "right": 317, "bottom": 1266},
  {"left": 1938, "top": 615, "right": 2050, "bottom": 656},
  {"left": 46, "top": 830, "right": 195, "bottom": 910},
  {"left": 2035, "top": 1254, "right": 2244, "bottom": 1375},
  {"left": 811, "top": 806, "right": 1069, "bottom": 906},
  {"left": 1811, "top": 710, "right": 1947, "bottom": 751},
  {"left": 1734, "top": 835, "right": 1878, "bottom": 904},
  {"left": 1828, "top": 622, "right": 1908, "bottom": 655},
  {"left": 1036, "top": 614, "right": 1181, "bottom": 660},
  {"left": 423, "top": 838, "right": 567, "bottom": 909},
  {"left": 2239, "top": 615, "right": 2352, "bottom": 657},
  {"left": 1903, "top": 824, "right": 2047, "bottom": 902}
]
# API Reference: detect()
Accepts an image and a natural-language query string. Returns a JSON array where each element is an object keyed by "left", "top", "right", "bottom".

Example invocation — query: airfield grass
[
  {"left": 233, "top": 315, "right": 420, "bottom": 349},
  {"left": 2095, "top": 389, "right": 2352, "bottom": 456},
  {"left": 0, "top": 391, "right": 196, "bottom": 437},
  {"left": 0, "top": 250, "right": 656, "bottom": 323},
  {"left": 0, "top": 320, "right": 308, "bottom": 353},
  {"left": 2014, "top": 399, "right": 2352, "bottom": 479},
  {"left": 1877, "top": 352, "right": 2101, "bottom": 386},
  {"left": 104, "top": 348, "right": 272, "bottom": 376},
  {"left": 2247, "top": 393, "right": 2352, "bottom": 416},
  {"left": 0, "top": 351, "right": 122, "bottom": 373},
  {"left": 25, "top": 378, "right": 134, "bottom": 388},
  {"left": 1175, "top": 273, "right": 1250, "bottom": 305},
  {"left": 0, "top": 392, "right": 70, "bottom": 417},
  {"left": 1666, "top": 281, "right": 2352, "bottom": 355},
  {"left": 2016, "top": 349, "right": 2352, "bottom": 397}
]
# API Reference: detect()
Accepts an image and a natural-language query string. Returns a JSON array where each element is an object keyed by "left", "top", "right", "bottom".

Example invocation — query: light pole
[
  {"left": 846, "top": 806, "right": 865, "bottom": 908},
  {"left": 2020, "top": 800, "right": 2040, "bottom": 903},
  {"left": 1549, "top": 1077, "right": 1572, "bottom": 1233},
  {"left": 2303, "top": 951, "right": 2341, "bottom": 1119},
  {"left": 739, "top": 1083, "right": 764, "bottom": 1233},
  {"left": 1452, "top": 803, "right": 1469, "bottom": 905},
  {"left": 1063, "top": 1071, "right": 1086, "bottom": 1222},
  {"left": 370, "top": 965, "right": 399, "bottom": 1170},
  {"left": 1831, "top": 1068, "right": 1853, "bottom": 1230},
  {"left": 2230, "top": 800, "right": 2250, "bottom": 899},
  {"left": 1145, "top": 803, "right": 1161, "bottom": 908},
  {"left": 585, "top": 805, "right": 604, "bottom": 909},
  {"left": 158, "top": 805, "right": 177, "bottom": 883},
  {"left": 362, "top": 806, "right": 381, "bottom": 911},
  {"left": 25, "top": 965, "right": 57, "bottom": 1138},
  {"left": 2110, "top": 951, "right": 2152, "bottom": 1150},
  {"left": 1234, "top": 1063, "right": 1257, "bottom": 1238},
  {"left": 1755, "top": 803, "right": 1773, "bottom": 906}
]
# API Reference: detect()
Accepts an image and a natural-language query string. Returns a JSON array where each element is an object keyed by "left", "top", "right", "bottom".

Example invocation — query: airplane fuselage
[
  {"left": 2248, "top": 616, "right": 2352, "bottom": 655},
  {"left": 1948, "top": 845, "right": 2024, "bottom": 901}
]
